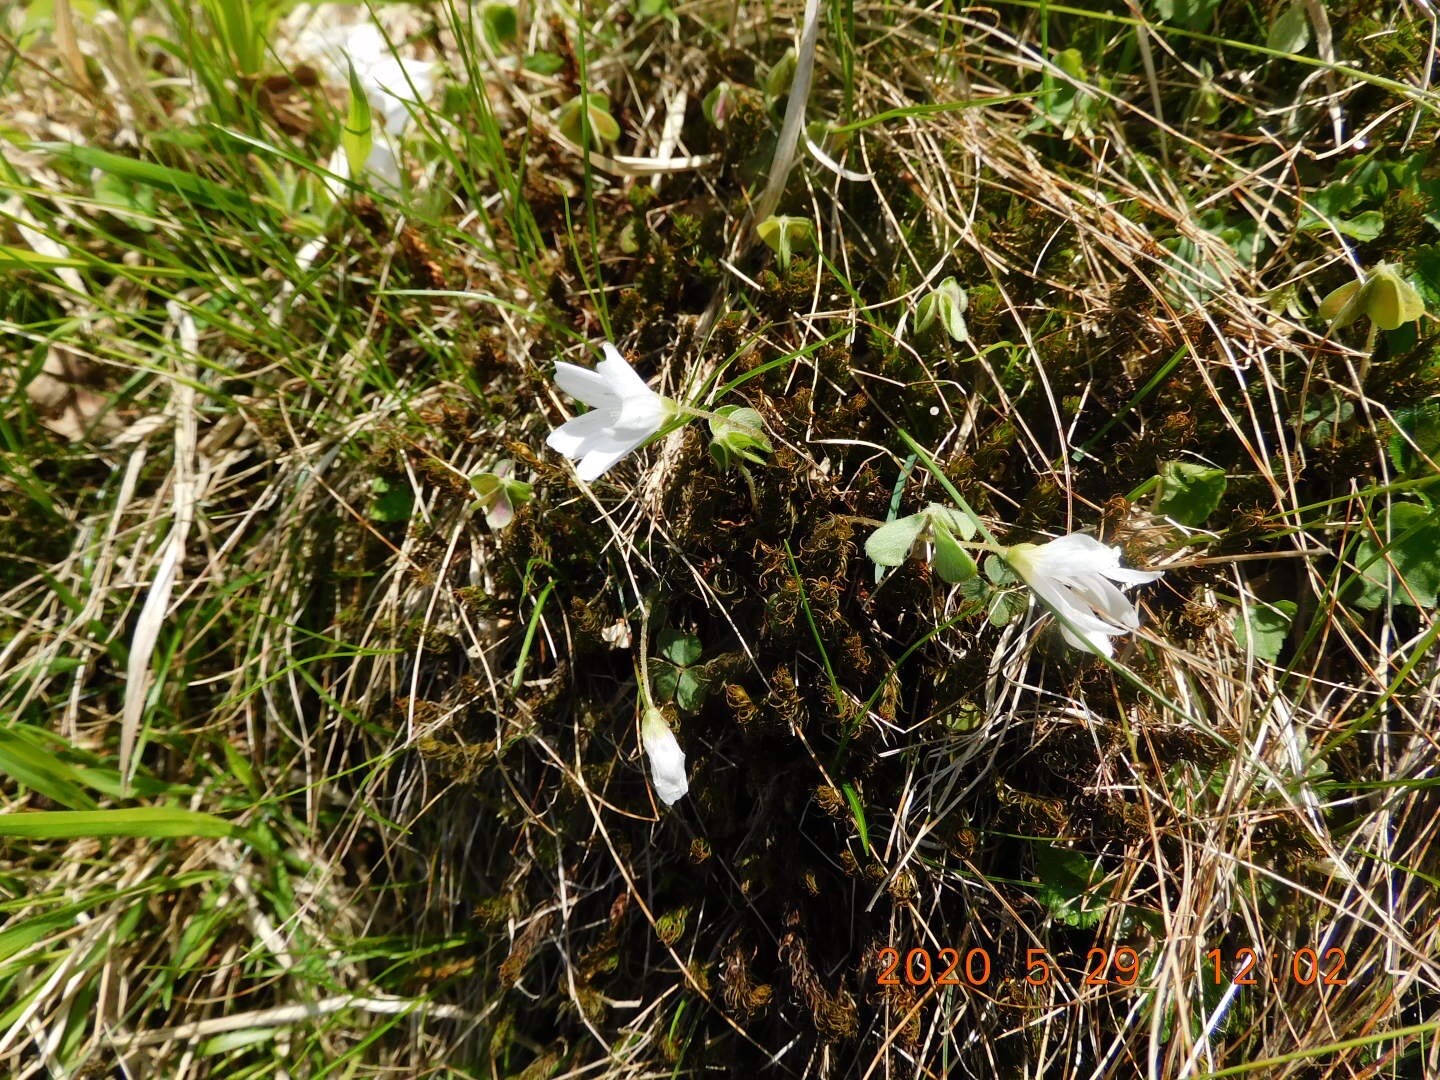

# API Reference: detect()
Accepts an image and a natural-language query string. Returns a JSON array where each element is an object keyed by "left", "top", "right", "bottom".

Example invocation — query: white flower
[
  {"left": 1005, "top": 533, "right": 1163, "bottom": 658},
  {"left": 545, "top": 344, "right": 677, "bottom": 481},
  {"left": 326, "top": 136, "right": 403, "bottom": 193},
  {"left": 641, "top": 708, "right": 688, "bottom": 806},
  {"left": 306, "top": 20, "right": 437, "bottom": 195},
  {"left": 307, "top": 22, "right": 436, "bottom": 136}
]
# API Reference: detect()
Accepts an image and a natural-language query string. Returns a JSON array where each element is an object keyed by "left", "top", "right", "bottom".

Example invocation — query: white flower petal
[
  {"left": 1075, "top": 575, "right": 1140, "bottom": 629},
  {"left": 641, "top": 709, "right": 689, "bottom": 806},
  {"left": 577, "top": 438, "right": 646, "bottom": 481},
  {"left": 1026, "top": 573, "right": 1117, "bottom": 638},
  {"left": 546, "top": 344, "right": 675, "bottom": 479},
  {"left": 553, "top": 362, "right": 621, "bottom": 409},
  {"left": 367, "top": 56, "right": 435, "bottom": 135},
  {"left": 1058, "top": 621, "right": 1117, "bottom": 657},
  {"left": 1007, "top": 532, "right": 1162, "bottom": 656},
  {"left": 1035, "top": 532, "right": 1120, "bottom": 575},
  {"left": 1100, "top": 565, "right": 1165, "bottom": 586},
  {"left": 545, "top": 410, "right": 617, "bottom": 456},
  {"left": 596, "top": 344, "right": 657, "bottom": 400}
]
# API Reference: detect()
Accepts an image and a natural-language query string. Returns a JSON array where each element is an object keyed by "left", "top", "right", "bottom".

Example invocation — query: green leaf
[
  {"left": 557, "top": 93, "right": 620, "bottom": 145},
  {"left": 658, "top": 630, "right": 702, "bottom": 668},
  {"left": 864, "top": 514, "right": 926, "bottom": 566},
  {"left": 1388, "top": 400, "right": 1440, "bottom": 476},
  {"left": 0, "top": 244, "right": 88, "bottom": 270},
  {"left": 37, "top": 143, "right": 252, "bottom": 214},
  {"left": 481, "top": 2, "right": 518, "bottom": 46},
  {"left": 1301, "top": 393, "right": 1354, "bottom": 447},
  {"left": 931, "top": 524, "right": 978, "bottom": 584},
  {"left": 841, "top": 783, "right": 870, "bottom": 854},
  {"left": 708, "top": 405, "right": 772, "bottom": 469},
  {"left": 983, "top": 553, "right": 1017, "bottom": 586},
  {"left": 986, "top": 590, "right": 1023, "bottom": 626},
  {"left": 649, "top": 661, "right": 679, "bottom": 703},
  {"left": 524, "top": 52, "right": 565, "bottom": 76},
  {"left": 703, "top": 82, "right": 736, "bottom": 129},
  {"left": 924, "top": 503, "right": 979, "bottom": 542},
  {"left": 915, "top": 277, "right": 969, "bottom": 342},
  {"left": 1033, "top": 843, "right": 1108, "bottom": 929},
  {"left": 1266, "top": 2, "right": 1310, "bottom": 53},
  {"left": 1319, "top": 279, "right": 1364, "bottom": 329},
  {"left": 674, "top": 669, "right": 706, "bottom": 712},
  {"left": 341, "top": 62, "right": 374, "bottom": 182},
  {"left": 1352, "top": 502, "right": 1440, "bottom": 610},
  {"left": 1334, "top": 211, "right": 1384, "bottom": 242},
  {"left": 1231, "top": 600, "right": 1297, "bottom": 662},
  {"left": 757, "top": 215, "right": 814, "bottom": 270},
  {"left": 0, "top": 807, "right": 238, "bottom": 839},
  {"left": 1153, "top": 460, "right": 1227, "bottom": 526},
  {"left": 1364, "top": 265, "right": 1425, "bottom": 330},
  {"left": 0, "top": 727, "right": 98, "bottom": 810},
  {"left": 368, "top": 477, "right": 413, "bottom": 523},
  {"left": 1152, "top": 457, "right": 1221, "bottom": 527},
  {"left": 764, "top": 47, "right": 797, "bottom": 100}
]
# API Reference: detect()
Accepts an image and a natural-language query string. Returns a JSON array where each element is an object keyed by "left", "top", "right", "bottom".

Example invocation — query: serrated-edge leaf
[
  {"left": 1033, "top": 843, "right": 1107, "bottom": 929},
  {"left": 865, "top": 514, "right": 926, "bottom": 566}
]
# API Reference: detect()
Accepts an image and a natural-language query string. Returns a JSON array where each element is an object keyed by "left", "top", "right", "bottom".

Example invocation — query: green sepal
[
  {"left": 341, "top": 62, "right": 374, "bottom": 182},
  {"left": 932, "top": 524, "right": 979, "bottom": 583}
]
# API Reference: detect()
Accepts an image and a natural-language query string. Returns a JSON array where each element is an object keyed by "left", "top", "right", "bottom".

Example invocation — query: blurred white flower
[
  {"left": 1006, "top": 533, "right": 1163, "bottom": 658},
  {"left": 303, "top": 19, "right": 436, "bottom": 195},
  {"left": 309, "top": 22, "right": 436, "bottom": 135},
  {"left": 327, "top": 136, "right": 403, "bottom": 192},
  {"left": 545, "top": 343, "right": 677, "bottom": 481},
  {"left": 641, "top": 708, "right": 688, "bottom": 806}
]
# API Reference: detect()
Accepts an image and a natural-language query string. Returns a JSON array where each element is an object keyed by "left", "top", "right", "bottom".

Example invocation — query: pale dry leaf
[
  {"left": 28, "top": 344, "right": 123, "bottom": 442},
  {"left": 120, "top": 304, "right": 200, "bottom": 788}
]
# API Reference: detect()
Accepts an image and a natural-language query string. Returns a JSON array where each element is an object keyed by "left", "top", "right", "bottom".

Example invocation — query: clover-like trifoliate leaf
[
  {"left": 924, "top": 503, "right": 980, "bottom": 542},
  {"left": 708, "top": 405, "right": 772, "bottom": 469},
  {"left": 658, "top": 629, "right": 703, "bottom": 667}
]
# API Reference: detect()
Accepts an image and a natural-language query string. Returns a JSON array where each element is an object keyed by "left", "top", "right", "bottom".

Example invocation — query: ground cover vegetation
[{"left": 2, "top": 0, "right": 1439, "bottom": 1076}]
